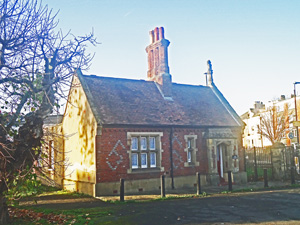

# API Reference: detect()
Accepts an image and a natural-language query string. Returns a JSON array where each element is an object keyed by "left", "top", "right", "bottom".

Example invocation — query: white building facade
[{"left": 241, "top": 96, "right": 300, "bottom": 148}]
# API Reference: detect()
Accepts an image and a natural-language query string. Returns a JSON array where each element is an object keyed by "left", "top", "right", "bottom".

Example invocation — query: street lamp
[{"left": 294, "top": 82, "right": 300, "bottom": 145}]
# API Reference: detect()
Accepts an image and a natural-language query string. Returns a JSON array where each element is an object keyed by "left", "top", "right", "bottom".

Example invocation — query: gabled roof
[{"left": 77, "top": 70, "right": 243, "bottom": 127}]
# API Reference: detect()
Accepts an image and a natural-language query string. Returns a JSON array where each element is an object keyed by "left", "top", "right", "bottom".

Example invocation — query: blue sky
[{"left": 46, "top": 0, "right": 300, "bottom": 115}]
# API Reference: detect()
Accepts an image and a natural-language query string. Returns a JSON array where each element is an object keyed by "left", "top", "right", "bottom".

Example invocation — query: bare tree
[
  {"left": 258, "top": 104, "right": 292, "bottom": 145},
  {"left": 0, "top": 0, "right": 97, "bottom": 223}
]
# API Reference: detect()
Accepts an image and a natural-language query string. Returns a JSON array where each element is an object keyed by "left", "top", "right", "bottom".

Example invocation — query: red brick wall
[
  {"left": 96, "top": 127, "right": 210, "bottom": 183},
  {"left": 168, "top": 128, "right": 208, "bottom": 176},
  {"left": 96, "top": 127, "right": 244, "bottom": 183}
]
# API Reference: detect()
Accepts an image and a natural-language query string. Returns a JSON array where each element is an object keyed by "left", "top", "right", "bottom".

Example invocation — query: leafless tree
[
  {"left": 0, "top": 0, "right": 97, "bottom": 223},
  {"left": 258, "top": 104, "right": 292, "bottom": 145}
]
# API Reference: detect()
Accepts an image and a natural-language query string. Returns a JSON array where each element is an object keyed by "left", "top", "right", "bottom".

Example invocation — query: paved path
[
  {"left": 22, "top": 184, "right": 300, "bottom": 224},
  {"left": 114, "top": 188, "right": 300, "bottom": 225}
]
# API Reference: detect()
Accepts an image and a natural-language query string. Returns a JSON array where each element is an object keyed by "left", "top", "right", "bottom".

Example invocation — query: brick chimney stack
[{"left": 146, "top": 27, "right": 172, "bottom": 98}]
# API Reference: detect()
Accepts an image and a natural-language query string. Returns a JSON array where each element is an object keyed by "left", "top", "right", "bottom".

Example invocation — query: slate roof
[{"left": 78, "top": 71, "right": 242, "bottom": 127}]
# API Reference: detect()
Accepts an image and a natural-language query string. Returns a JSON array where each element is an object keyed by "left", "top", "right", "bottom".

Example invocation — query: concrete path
[
  {"left": 114, "top": 188, "right": 300, "bottom": 225},
  {"left": 21, "top": 181, "right": 300, "bottom": 224}
]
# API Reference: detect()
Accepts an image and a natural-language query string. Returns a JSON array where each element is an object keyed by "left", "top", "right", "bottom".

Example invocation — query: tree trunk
[{"left": 0, "top": 194, "right": 9, "bottom": 224}]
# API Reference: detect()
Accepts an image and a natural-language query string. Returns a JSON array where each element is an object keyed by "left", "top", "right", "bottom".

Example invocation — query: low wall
[
  {"left": 96, "top": 175, "right": 209, "bottom": 196},
  {"left": 96, "top": 172, "right": 248, "bottom": 196},
  {"left": 63, "top": 179, "right": 95, "bottom": 197},
  {"left": 233, "top": 171, "right": 247, "bottom": 184}
]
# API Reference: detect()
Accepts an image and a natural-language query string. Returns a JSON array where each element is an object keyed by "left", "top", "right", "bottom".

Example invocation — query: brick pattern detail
[
  {"left": 106, "top": 140, "right": 125, "bottom": 171},
  {"left": 96, "top": 127, "right": 243, "bottom": 183},
  {"left": 172, "top": 135, "right": 184, "bottom": 169},
  {"left": 172, "top": 136, "right": 183, "bottom": 148},
  {"left": 172, "top": 150, "right": 184, "bottom": 169}
]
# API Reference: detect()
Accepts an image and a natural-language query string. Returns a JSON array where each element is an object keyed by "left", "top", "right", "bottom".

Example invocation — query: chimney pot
[
  {"left": 159, "top": 27, "right": 164, "bottom": 40},
  {"left": 154, "top": 27, "right": 159, "bottom": 41},
  {"left": 149, "top": 30, "right": 154, "bottom": 43}
]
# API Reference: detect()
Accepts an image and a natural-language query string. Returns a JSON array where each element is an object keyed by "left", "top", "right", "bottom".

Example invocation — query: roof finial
[
  {"left": 207, "top": 60, "right": 212, "bottom": 72},
  {"left": 206, "top": 60, "right": 214, "bottom": 87}
]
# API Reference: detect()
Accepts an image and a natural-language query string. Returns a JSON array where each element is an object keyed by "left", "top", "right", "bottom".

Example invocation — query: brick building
[{"left": 51, "top": 27, "right": 246, "bottom": 196}]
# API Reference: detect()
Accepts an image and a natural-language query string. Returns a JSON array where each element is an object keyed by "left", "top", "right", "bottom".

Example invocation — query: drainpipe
[
  {"left": 169, "top": 127, "right": 174, "bottom": 189},
  {"left": 95, "top": 125, "right": 102, "bottom": 197}
]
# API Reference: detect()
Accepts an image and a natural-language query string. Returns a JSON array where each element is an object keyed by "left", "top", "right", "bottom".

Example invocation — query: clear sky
[{"left": 45, "top": 0, "right": 300, "bottom": 115}]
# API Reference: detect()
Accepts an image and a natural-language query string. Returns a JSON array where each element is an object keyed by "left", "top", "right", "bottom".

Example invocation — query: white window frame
[
  {"left": 131, "top": 137, "right": 138, "bottom": 150},
  {"left": 131, "top": 153, "right": 138, "bottom": 169},
  {"left": 149, "top": 137, "right": 156, "bottom": 150},
  {"left": 184, "top": 135, "right": 199, "bottom": 167},
  {"left": 187, "top": 150, "right": 192, "bottom": 163},
  {"left": 127, "top": 132, "right": 164, "bottom": 173},
  {"left": 141, "top": 153, "right": 147, "bottom": 168},
  {"left": 140, "top": 137, "right": 147, "bottom": 150},
  {"left": 188, "top": 138, "right": 192, "bottom": 149},
  {"left": 150, "top": 152, "right": 156, "bottom": 168}
]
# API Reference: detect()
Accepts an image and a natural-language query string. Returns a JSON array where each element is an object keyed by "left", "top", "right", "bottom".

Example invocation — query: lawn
[
  {"left": 246, "top": 167, "right": 272, "bottom": 181},
  {"left": 9, "top": 206, "right": 117, "bottom": 225},
  {"left": 8, "top": 189, "right": 208, "bottom": 224},
  {"left": 8, "top": 183, "right": 298, "bottom": 224}
]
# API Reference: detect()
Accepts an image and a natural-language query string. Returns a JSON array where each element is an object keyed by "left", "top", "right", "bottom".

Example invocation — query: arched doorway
[{"left": 217, "top": 142, "right": 228, "bottom": 181}]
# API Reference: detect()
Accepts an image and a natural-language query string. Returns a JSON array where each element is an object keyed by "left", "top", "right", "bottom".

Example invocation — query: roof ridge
[
  {"left": 82, "top": 74, "right": 210, "bottom": 88},
  {"left": 82, "top": 74, "right": 149, "bottom": 83}
]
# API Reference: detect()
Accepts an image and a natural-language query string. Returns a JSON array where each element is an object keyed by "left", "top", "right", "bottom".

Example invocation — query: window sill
[
  {"left": 184, "top": 162, "right": 199, "bottom": 167},
  {"left": 128, "top": 168, "right": 161, "bottom": 174}
]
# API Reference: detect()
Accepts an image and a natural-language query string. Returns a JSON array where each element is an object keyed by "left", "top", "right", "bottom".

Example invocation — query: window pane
[
  {"left": 188, "top": 139, "right": 191, "bottom": 149},
  {"left": 132, "top": 153, "right": 138, "bottom": 168},
  {"left": 141, "top": 153, "right": 147, "bottom": 168},
  {"left": 188, "top": 151, "right": 192, "bottom": 163},
  {"left": 150, "top": 152, "right": 156, "bottom": 167},
  {"left": 132, "top": 137, "right": 138, "bottom": 150},
  {"left": 141, "top": 137, "right": 147, "bottom": 150},
  {"left": 149, "top": 137, "right": 156, "bottom": 150}
]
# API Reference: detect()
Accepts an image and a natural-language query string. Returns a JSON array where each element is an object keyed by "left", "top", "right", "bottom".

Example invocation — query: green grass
[
  {"left": 10, "top": 219, "right": 37, "bottom": 225},
  {"left": 291, "top": 184, "right": 300, "bottom": 188},
  {"left": 10, "top": 206, "right": 115, "bottom": 225},
  {"left": 246, "top": 167, "right": 272, "bottom": 180},
  {"left": 38, "top": 189, "right": 92, "bottom": 198},
  {"left": 103, "top": 192, "right": 209, "bottom": 204},
  {"left": 152, "top": 192, "right": 208, "bottom": 201},
  {"left": 9, "top": 191, "right": 210, "bottom": 224},
  {"left": 37, "top": 184, "right": 61, "bottom": 193},
  {"left": 9, "top": 184, "right": 300, "bottom": 224}
]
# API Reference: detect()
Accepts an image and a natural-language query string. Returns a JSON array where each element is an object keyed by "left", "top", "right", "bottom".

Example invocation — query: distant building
[
  {"left": 44, "top": 27, "right": 246, "bottom": 196},
  {"left": 241, "top": 95, "right": 300, "bottom": 148}
]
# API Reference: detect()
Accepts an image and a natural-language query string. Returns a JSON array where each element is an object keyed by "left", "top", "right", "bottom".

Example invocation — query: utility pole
[{"left": 294, "top": 82, "right": 300, "bottom": 145}]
